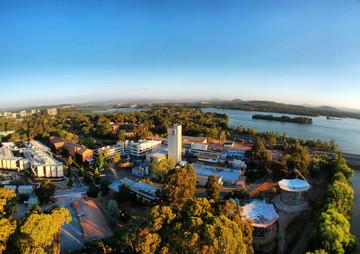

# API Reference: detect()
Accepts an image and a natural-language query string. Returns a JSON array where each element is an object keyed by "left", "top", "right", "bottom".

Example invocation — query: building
[
  {"left": 94, "top": 141, "right": 126, "bottom": 158},
  {"left": 242, "top": 200, "right": 279, "bottom": 252},
  {"left": 46, "top": 108, "right": 57, "bottom": 116},
  {"left": 109, "top": 177, "right": 160, "bottom": 202},
  {"left": 19, "top": 111, "right": 27, "bottom": 118},
  {"left": 193, "top": 164, "right": 241, "bottom": 186},
  {"left": 273, "top": 171, "right": 312, "bottom": 253},
  {"left": 128, "top": 140, "right": 162, "bottom": 158},
  {"left": 23, "top": 140, "right": 64, "bottom": 177},
  {"left": 167, "top": 124, "right": 182, "bottom": 163},
  {"left": 146, "top": 151, "right": 167, "bottom": 163},
  {"left": 0, "top": 142, "right": 29, "bottom": 171},
  {"left": 18, "top": 185, "right": 34, "bottom": 194},
  {"left": 50, "top": 136, "right": 94, "bottom": 163}
]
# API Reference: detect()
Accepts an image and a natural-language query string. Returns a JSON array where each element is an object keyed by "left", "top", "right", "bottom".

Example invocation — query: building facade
[
  {"left": 128, "top": 140, "right": 162, "bottom": 158},
  {"left": 167, "top": 124, "right": 182, "bottom": 163}
]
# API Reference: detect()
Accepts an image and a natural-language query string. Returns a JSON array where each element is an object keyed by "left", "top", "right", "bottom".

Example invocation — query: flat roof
[
  {"left": 278, "top": 179, "right": 311, "bottom": 192},
  {"left": 109, "top": 177, "right": 160, "bottom": 195},
  {"left": 193, "top": 164, "right": 240, "bottom": 182},
  {"left": 242, "top": 200, "right": 279, "bottom": 228}
]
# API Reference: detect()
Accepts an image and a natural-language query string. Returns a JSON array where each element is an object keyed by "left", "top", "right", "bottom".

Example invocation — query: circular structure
[{"left": 278, "top": 179, "right": 310, "bottom": 192}]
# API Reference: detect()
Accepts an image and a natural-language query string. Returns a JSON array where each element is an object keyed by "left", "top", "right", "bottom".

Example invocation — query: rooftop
[
  {"left": 193, "top": 164, "right": 241, "bottom": 182},
  {"left": 242, "top": 200, "right": 279, "bottom": 228},
  {"left": 278, "top": 179, "right": 311, "bottom": 192}
]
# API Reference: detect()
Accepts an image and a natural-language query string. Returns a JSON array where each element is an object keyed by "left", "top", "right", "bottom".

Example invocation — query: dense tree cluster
[
  {"left": 75, "top": 164, "right": 253, "bottom": 254},
  {"left": 252, "top": 114, "right": 313, "bottom": 124},
  {"left": 0, "top": 188, "right": 71, "bottom": 254},
  {"left": 311, "top": 155, "right": 356, "bottom": 254}
]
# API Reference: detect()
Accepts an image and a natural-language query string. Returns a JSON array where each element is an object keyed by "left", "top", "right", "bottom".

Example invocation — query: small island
[{"left": 252, "top": 114, "right": 313, "bottom": 124}]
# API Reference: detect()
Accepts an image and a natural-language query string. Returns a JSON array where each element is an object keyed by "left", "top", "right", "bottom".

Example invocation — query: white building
[
  {"left": 20, "top": 111, "right": 27, "bottom": 118},
  {"left": 95, "top": 141, "right": 126, "bottom": 158},
  {"left": 23, "top": 140, "right": 64, "bottom": 178},
  {"left": 128, "top": 140, "right": 162, "bottom": 158},
  {"left": 0, "top": 143, "right": 29, "bottom": 171},
  {"left": 46, "top": 108, "right": 57, "bottom": 116},
  {"left": 193, "top": 164, "right": 241, "bottom": 186},
  {"left": 167, "top": 124, "right": 182, "bottom": 164}
]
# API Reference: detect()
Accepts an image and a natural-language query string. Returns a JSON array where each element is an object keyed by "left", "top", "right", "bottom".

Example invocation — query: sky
[{"left": 1, "top": 0, "right": 360, "bottom": 109}]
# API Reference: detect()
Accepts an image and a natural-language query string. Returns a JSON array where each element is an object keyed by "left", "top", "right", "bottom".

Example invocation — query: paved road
[{"left": 57, "top": 197, "right": 85, "bottom": 254}]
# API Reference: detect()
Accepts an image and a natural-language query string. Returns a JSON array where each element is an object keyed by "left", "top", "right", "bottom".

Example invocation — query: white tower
[{"left": 167, "top": 124, "right": 182, "bottom": 164}]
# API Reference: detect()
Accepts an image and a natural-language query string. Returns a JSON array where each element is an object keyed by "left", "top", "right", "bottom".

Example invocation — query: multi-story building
[
  {"left": 167, "top": 124, "right": 182, "bottom": 163},
  {"left": 50, "top": 136, "right": 93, "bottom": 163},
  {"left": 23, "top": 140, "right": 64, "bottom": 178},
  {"left": 46, "top": 108, "right": 58, "bottom": 116},
  {"left": 0, "top": 143, "right": 29, "bottom": 171},
  {"left": 128, "top": 140, "right": 162, "bottom": 158},
  {"left": 94, "top": 141, "right": 126, "bottom": 158}
]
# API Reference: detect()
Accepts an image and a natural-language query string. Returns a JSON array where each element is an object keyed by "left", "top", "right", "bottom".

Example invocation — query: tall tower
[{"left": 167, "top": 124, "right": 182, "bottom": 164}]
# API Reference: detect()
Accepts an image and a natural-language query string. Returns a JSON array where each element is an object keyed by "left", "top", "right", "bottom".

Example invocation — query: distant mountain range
[{"left": 2, "top": 98, "right": 360, "bottom": 120}]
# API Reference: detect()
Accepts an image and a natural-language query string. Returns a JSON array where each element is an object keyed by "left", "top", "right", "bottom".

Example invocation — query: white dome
[{"left": 278, "top": 179, "right": 311, "bottom": 192}]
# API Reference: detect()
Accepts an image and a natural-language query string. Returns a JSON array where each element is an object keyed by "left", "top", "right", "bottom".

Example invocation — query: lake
[
  {"left": 202, "top": 108, "right": 360, "bottom": 154},
  {"left": 203, "top": 108, "right": 360, "bottom": 249}
]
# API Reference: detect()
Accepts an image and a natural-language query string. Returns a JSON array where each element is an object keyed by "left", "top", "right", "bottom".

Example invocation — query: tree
[
  {"left": 87, "top": 182, "right": 100, "bottom": 198},
  {"left": 151, "top": 159, "right": 175, "bottom": 182},
  {"left": 117, "top": 130, "right": 127, "bottom": 142},
  {"left": 19, "top": 208, "right": 71, "bottom": 253},
  {"left": 35, "top": 181, "right": 55, "bottom": 204},
  {"left": 100, "top": 180, "right": 111, "bottom": 196},
  {"left": 0, "top": 218, "right": 17, "bottom": 254},
  {"left": 162, "top": 164, "right": 197, "bottom": 209},
  {"left": 113, "top": 152, "right": 121, "bottom": 164},
  {"left": 9, "top": 133, "right": 20, "bottom": 142},
  {"left": 0, "top": 188, "right": 17, "bottom": 254},
  {"left": 67, "top": 178, "right": 73, "bottom": 189},
  {"left": 219, "top": 131, "right": 227, "bottom": 145},
  {"left": 246, "top": 138, "right": 272, "bottom": 168},
  {"left": 144, "top": 198, "right": 253, "bottom": 254},
  {"left": 106, "top": 200, "right": 120, "bottom": 226},
  {"left": 205, "top": 175, "right": 222, "bottom": 201},
  {"left": 326, "top": 180, "right": 354, "bottom": 218},
  {"left": 66, "top": 155, "right": 73, "bottom": 168},
  {"left": 318, "top": 208, "right": 355, "bottom": 254}
]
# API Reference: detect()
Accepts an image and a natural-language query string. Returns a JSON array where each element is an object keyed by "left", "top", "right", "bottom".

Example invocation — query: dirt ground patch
[{"left": 76, "top": 198, "right": 113, "bottom": 240}]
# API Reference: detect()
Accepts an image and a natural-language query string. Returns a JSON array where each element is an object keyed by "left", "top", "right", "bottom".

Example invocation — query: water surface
[{"left": 203, "top": 108, "right": 360, "bottom": 154}]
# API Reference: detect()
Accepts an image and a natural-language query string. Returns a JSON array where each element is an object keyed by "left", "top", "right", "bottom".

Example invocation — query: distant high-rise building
[
  {"left": 167, "top": 124, "right": 182, "bottom": 163},
  {"left": 46, "top": 108, "right": 57, "bottom": 116}
]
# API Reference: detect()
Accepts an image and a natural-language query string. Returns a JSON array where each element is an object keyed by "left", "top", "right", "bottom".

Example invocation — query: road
[{"left": 57, "top": 197, "right": 85, "bottom": 254}]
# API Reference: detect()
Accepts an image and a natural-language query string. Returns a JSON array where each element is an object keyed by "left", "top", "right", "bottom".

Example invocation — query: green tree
[
  {"left": 113, "top": 152, "right": 121, "bottom": 164},
  {"left": 318, "top": 208, "right": 355, "bottom": 254},
  {"left": 19, "top": 208, "right": 71, "bottom": 253},
  {"left": 205, "top": 175, "right": 222, "bottom": 201},
  {"left": 151, "top": 159, "right": 176, "bottom": 182},
  {"left": 162, "top": 164, "right": 197, "bottom": 209},
  {"left": 326, "top": 180, "right": 354, "bottom": 218},
  {"left": 35, "top": 181, "right": 55, "bottom": 204},
  {"left": 246, "top": 138, "right": 272, "bottom": 168},
  {"left": 0, "top": 188, "right": 17, "bottom": 254},
  {"left": 106, "top": 200, "right": 120, "bottom": 226},
  {"left": 117, "top": 130, "right": 127, "bottom": 141}
]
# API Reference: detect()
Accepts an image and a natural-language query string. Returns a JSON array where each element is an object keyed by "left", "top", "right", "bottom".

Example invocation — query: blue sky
[{"left": 1, "top": 0, "right": 360, "bottom": 109}]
